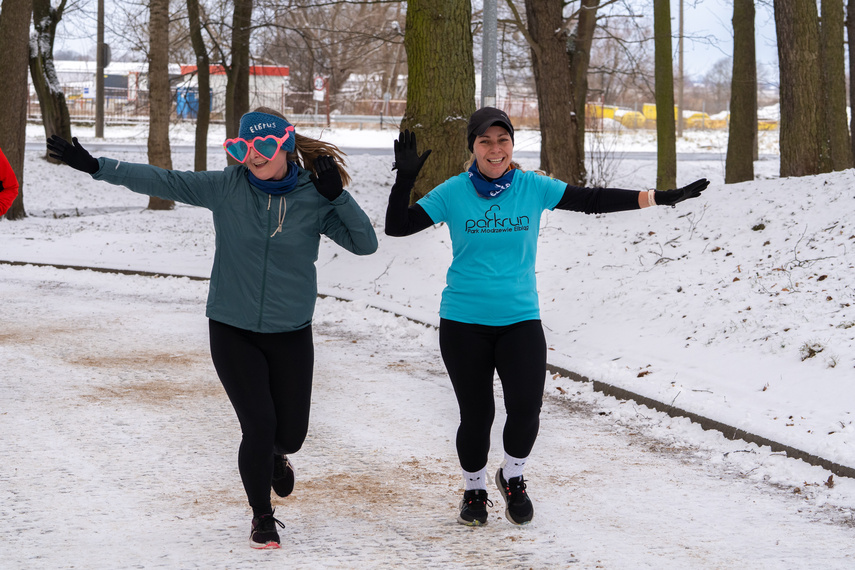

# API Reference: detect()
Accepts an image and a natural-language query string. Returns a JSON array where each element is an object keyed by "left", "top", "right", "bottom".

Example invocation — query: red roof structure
[{"left": 180, "top": 65, "right": 289, "bottom": 77}]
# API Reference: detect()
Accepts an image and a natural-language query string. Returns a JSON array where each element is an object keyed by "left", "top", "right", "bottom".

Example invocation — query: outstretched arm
[
  {"left": 46, "top": 135, "right": 100, "bottom": 174},
  {"left": 47, "top": 135, "right": 228, "bottom": 210},
  {"left": 556, "top": 178, "right": 709, "bottom": 214},
  {"left": 648, "top": 178, "right": 709, "bottom": 208},
  {"left": 385, "top": 130, "right": 435, "bottom": 236}
]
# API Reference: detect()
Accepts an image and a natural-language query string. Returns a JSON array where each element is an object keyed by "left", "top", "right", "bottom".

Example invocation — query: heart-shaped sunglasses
[{"left": 223, "top": 126, "right": 295, "bottom": 163}]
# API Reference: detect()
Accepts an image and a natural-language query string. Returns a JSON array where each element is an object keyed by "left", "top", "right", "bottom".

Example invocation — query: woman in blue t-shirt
[{"left": 385, "top": 107, "right": 707, "bottom": 527}]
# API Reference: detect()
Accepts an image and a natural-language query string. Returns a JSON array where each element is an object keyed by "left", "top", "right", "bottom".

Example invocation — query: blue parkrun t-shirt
[{"left": 417, "top": 169, "right": 567, "bottom": 326}]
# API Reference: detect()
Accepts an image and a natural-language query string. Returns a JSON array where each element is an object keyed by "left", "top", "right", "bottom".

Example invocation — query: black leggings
[
  {"left": 209, "top": 319, "right": 314, "bottom": 515},
  {"left": 438, "top": 318, "right": 546, "bottom": 473}
]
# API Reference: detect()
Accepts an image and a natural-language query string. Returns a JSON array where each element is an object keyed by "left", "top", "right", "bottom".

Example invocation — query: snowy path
[{"left": 2, "top": 264, "right": 855, "bottom": 569}]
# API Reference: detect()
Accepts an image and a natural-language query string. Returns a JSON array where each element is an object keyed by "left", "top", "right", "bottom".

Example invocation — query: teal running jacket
[{"left": 93, "top": 159, "right": 378, "bottom": 332}]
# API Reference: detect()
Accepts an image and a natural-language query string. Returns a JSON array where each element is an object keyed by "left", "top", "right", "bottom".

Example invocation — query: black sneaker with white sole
[
  {"left": 457, "top": 489, "right": 493, "bottom": 526},
  {"left": 272, "top": 454, "right": 295, "bottom": 498},
  {"left": 495, "top": 468, "right": 534, "bottom": 525},
  {"left": 249, "top": 511, "right": 285, "bottom": 549}
]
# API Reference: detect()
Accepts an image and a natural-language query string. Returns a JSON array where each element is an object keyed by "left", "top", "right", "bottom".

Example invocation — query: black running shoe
[
  {"left": 496, "top": 468, "right": 534, "bottom": 525},
  {"left": 272, "top": 455, "right": 295, "bottom": 498},
  {"left": 457, "top": 489, "right": 493, "bottom": 526},
  {"left": 249, "top": 511, "right": 285, "bottom": 549}
]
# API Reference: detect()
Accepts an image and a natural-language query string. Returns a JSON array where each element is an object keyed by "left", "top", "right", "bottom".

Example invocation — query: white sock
[
  {"left": 501, "top": 453, "right": 528, "bottom": 480},
  {"left": 462, "top": 467, "right": 488, "bottom": 491}
]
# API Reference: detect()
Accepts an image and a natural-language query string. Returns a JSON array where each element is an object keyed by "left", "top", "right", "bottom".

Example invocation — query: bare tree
[
  {"left": 569, "top": 0, "right": 600, "bottom": 184},
  {"left": 848, "top": 0, "right": 855, "bottom": 161},
  {"left": 820, "top": 0, "right": 852, "bottom": 171},
  {"left": 516, "top": 0, "right": 581, "bottom": 182},
  {"left": 585, "top": 16, "right": 653, "bottom": 107},
  {"left": 725, "top": 0, "right": 756, "bottom": 184},
  {"left": 29, "top": 0, "right": 73, "bottom": 163},
  {"left": 147, "top": 0, "right": 175, "bottom": 210},
  {"left": 402, "top": 0, "right": 475, "bottom": 201},
  {"left": 774, "top": 0, "right": 827, "bottom": 177},
  {"left": 380, "top": 3, "right": 406, "bottom": 108},
  {"left": 257, "top": 0, "right": 404, "bottom": 114},
  {"left": 0, "top": 0, "right": 33, "bottom": 220},
  {"left": 225, "top": 0, "right": 252, "bottom": 139},
  {"left": 700, "top": 58, "right": 732, "bottom": 114},
  {"left": 653, "top": 0, "right": 675, "bottom": 189},
  {"left": 187, "top": 0, "right": 211, "bottom": 171},
  {"left": 499, "top": 0, "right": 601, "bottom": 184}
]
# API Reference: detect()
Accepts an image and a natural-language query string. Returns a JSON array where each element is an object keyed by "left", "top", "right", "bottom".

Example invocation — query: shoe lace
[
  {"left": 467, "top": 493, "right": 494, "bottom": 509},
  {"left": 256, "top": 512, "right": 286, "bottom": 532},
  {"left": 503, "top": 477, "right": 528, "bottom": 504}
]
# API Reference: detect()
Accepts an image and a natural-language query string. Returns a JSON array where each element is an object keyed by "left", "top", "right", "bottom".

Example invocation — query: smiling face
[
  {"left": 473, "top": 125, "right": 514, "bottom": 179},
  {"left": 245, "top": 145, "right": 289, "bottom": 180}
]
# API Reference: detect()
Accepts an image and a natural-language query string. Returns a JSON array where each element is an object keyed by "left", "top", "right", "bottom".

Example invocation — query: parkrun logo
[{"left": 465, "top": 205, "right": 530, "bottom": 234}]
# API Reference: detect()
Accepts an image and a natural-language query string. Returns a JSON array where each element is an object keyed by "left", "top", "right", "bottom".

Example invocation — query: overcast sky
[{"left": 676, "top": 0, "right": 779, "bottom": 78}]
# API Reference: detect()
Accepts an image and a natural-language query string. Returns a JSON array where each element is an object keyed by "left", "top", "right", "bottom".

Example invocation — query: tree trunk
[
  {"left": 653, "top": 0, "right": 676, "bottom": 189},
  {"left": 820, "top": 0, "right": 852, "bottom": 171},
  {"left": 774, "top": 0, "right": 827, "bottom": 177},
  {"left": 29, "top": 0, "right": 72, "bottom": 164},
  {"left": 725, "top": 0, "right": 756, "bottom": 184},
  {"left": 382, "top": 2, "right": 405, "bottom": 107},
  {"left": 847, "top": 0, "right": 855, "bottom": 161},
  {"left": 225, "top": 0, "right": 253, "bottom": 140},
  {"left": 523, "top": 0, "right": 581, "bottom": 184},
  {"left": 569, "top": 0, "right": 599, "bottom": 186},
  {"left": 147, "top": 0, "right": 174, "bottom": 210},
  {"left": 188, "top": 0, "right": 211, "bottom": 171},
  {"left": 402, "top": 0, "right": 475, "bottom": 202},
  {"left": 0, "top": 0, "right": 32, "bottom": 220}
]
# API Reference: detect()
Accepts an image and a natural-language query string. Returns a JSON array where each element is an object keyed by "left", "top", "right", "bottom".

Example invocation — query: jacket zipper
[{"left": 257, "top": 195, "right": 274, "bottom": 329}]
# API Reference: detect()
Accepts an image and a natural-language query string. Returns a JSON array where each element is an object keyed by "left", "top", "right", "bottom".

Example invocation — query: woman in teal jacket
[{"left": 47, "top": 108, "right": 378, "bottom": 549}]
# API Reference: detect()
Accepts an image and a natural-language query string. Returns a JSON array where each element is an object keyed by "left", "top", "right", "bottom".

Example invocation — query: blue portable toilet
[{"left": 176, "top": 88, "right": 211, "bottom": 119}]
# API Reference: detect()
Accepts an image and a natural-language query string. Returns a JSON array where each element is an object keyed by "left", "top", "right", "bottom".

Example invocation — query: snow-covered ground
[{"left": 3, "top": 123, "right": 855, "bottom": 567}]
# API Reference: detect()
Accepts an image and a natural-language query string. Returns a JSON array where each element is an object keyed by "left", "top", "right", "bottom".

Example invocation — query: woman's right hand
[
  {"left": 47, "top": 135, "right": 100, "bottom": 174},
  {"left": 392, "top": 129, "right": 432, "bottom": 183}
]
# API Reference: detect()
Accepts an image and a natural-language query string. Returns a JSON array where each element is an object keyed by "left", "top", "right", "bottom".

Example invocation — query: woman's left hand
[
  {"left": 46, "top": 135, "right": 100, "bottom": 174},
  {"left": 310, "top": 155, "right": 343, "bottom": 201},
  {"left": 655, "top": 178, "right": 709, "bottom": 207}
]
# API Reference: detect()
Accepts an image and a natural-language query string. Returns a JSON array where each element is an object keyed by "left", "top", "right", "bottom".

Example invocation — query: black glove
[
  {"left": 392, "top": 129, "right": 432, "bottom": 183},
  {"left": 655, "top": 178, "right": 709, "bottom": 207},
  {"left": 310, "top": 155, "right": 343, "bottom": 201},
  {"left": 47, "top": 135, "right": 99, "bottom": 174}
]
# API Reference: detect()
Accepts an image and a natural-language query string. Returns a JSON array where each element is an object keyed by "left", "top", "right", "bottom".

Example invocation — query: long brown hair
[{"left": 252, "top": 106, "right": 351, "bottom": 187}]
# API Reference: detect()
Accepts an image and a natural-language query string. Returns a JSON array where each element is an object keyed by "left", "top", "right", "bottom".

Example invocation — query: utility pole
[
  {"left": 481, "top": 0, "right": 497, "bottom": 108},
  {"left": 677, "top": 0, "right": 684, "bottom": 138},
  {"left": 95, "top": 0, "right": 105, "bottom": 138}
]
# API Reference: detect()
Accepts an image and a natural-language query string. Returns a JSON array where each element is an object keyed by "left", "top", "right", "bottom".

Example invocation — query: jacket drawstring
[{"left": 270, "top": 195, "right": 286, "bottom": 237}]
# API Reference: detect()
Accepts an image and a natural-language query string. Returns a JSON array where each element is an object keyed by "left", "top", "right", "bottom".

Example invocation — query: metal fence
[
  {"left": 28, "top": 86, "right": 154, "bottom": 124},
  {"left": 26, "top": 85, "right": 410, "bottom": 126},
  {"left": 28, "top": 87, "right": 752, "bottom": 131}
]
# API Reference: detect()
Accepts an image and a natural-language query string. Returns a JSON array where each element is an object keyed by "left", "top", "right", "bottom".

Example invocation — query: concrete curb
[
  {"left": 546, "top": 365, "right": 855, "bottom": 480},
  {"left": 5, "top": 258, "right": 854, "bottom": 480}
]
